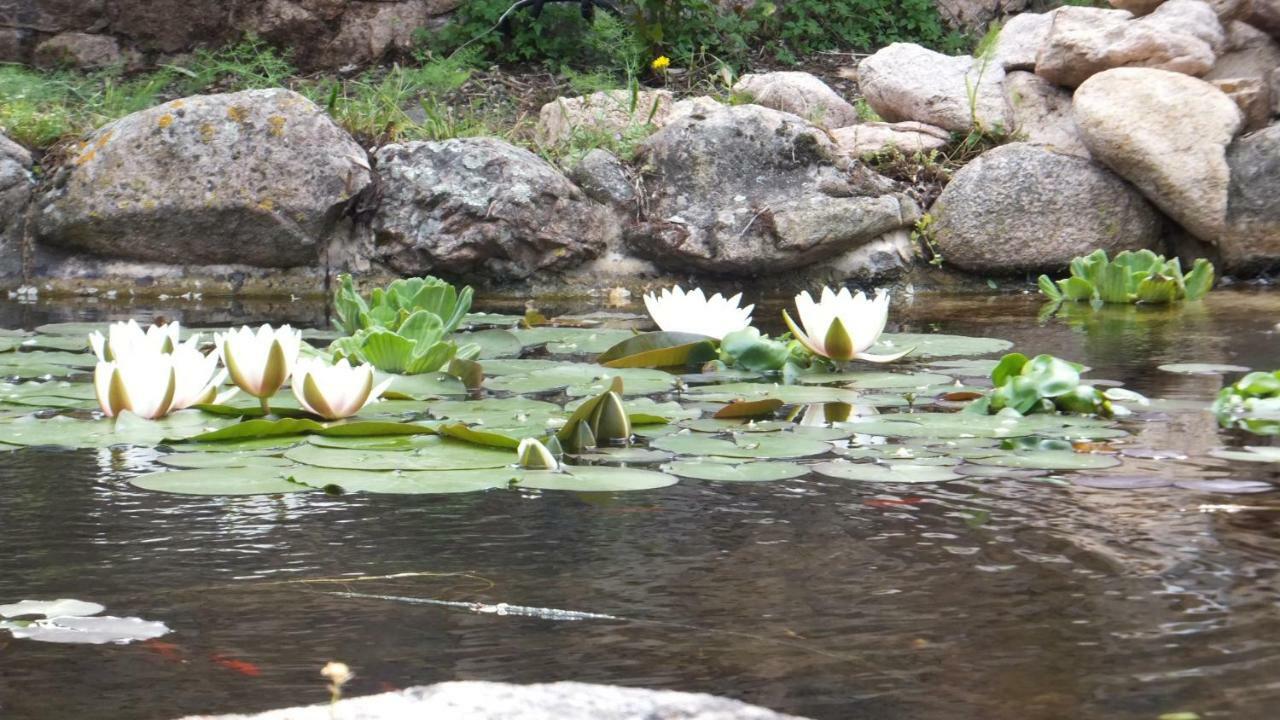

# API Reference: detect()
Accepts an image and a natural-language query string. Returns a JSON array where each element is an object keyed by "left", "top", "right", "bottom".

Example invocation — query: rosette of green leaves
[
  {"left": 968, "top": 353, "right": 1113, "bottom": 417},
  {"left": 333, "top": 274, "right": 473, "bottom": 336},
  {"left": 330, "top": 310, "right": 477, "bottom": 375},
  {"left": 1038, "top": 250, "right": 1214, "bottom": 305},
  {"left": 1213, "top": 370, "right": 1280, "bottom": 434},
  {"left": 719, "top": 328, "right": 806, "bottom": 373}
]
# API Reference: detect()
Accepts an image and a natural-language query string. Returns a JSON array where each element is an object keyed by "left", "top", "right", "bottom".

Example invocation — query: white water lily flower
[
  {"left": 291, "top": 358, "right": 391, "bottom": 420},
  {"left": 642, "top": 285, "right": 754, "bottom": 340},
  {"left": 783, "top": 287, "right": 910, "bottom": 363},
  {"left": 216, "top": 325, "right": 302, "bottom": 404},
  {"left": 88, "top": 319, "right": 180, "bottom": 361},
  {"left": 93, "top": 339, "right": 227, "bottom": 419},
  {"left": 169, "top": 339, "right": 229, "bottom": 410},
  {"left": 516, "top": 437, "right": 559, "bottom": 471},
  {"left": 94, "top": 353, "right": 176, "bottom": 419}
]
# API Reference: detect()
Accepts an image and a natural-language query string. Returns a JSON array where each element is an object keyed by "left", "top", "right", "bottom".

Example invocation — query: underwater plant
[{"left": 1037, "top": 250, "right": 1214, "bottom": 305}]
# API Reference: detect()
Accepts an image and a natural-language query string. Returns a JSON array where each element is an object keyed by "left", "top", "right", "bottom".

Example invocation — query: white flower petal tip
[
  {"left": 787, "top": 286, "right": 897, "bottom": 362},
  {"left": 92, "top": 336, "right": 224, "bottom": 419},
  {"left": 516, "top": 438, "right": 559, "bottom": 471},
  {"left": 642, "top": 285, "right": 754, "bottom": 340},
  {"left": 291, "top": 358, "right": 383, "bottom": 420},
  {"left": 88, "top": 319, "right": 181, "bottom": 361}
]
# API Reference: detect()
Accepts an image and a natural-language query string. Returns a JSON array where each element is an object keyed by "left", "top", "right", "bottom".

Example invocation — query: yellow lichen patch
[
  {"left": 169, "top": 99, "right": 185, "bottom": 109},
  {"left": 141, "top": 199, "right": 157, "bottom": 210},
  {"left": 227, "top": 105, "right": 249, "bottom": 123},
  {"left": 256, "top": 198, "right": 276, "bottom": 212},
  {"left": 199, "top": 123, "right": 216, "bottom": 142},
  {"left": 94, "top": 130, "right": 113, "bottom": 149},
  {"left": 157, "top": 114, "right": 174, "bottom": 129},
  {"left": 267, "top": 115, "right": 286, "bottom": 137},
  {"left": 75, "top": 149, "right": 97, "bottom": 167}
]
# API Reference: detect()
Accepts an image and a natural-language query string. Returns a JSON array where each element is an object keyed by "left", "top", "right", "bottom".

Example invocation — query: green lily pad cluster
[
  {"left": 1038, "top": 250, "right": 1214, "bottom": 305},
  {"left": 967, "top": 353, "right": 1142, "bottom": 418},
  {"left": 329, "top": 274, "right": 479, "bottom": 374},
  {"left": 1213, "top": 370, "right": 1280, "bottom": 435}
]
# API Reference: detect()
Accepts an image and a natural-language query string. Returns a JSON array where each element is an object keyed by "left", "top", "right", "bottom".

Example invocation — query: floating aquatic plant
[
  {"left": 967, "top": 352, "right": 1143, "bottom": 418},
  {"left": 332, "top": 273, "right": 473, "bottom": 337},
  {"left": 1213, "top": 370, "right": 1280, "bottom": 435},
  {"left": 1037, "top": 249, "right": 1214, "bottom": 305},
  {"left": 329, "top": 275, "right": 478, "bottom": 375}
]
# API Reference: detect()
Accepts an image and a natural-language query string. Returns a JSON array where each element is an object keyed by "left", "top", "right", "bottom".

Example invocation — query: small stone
[
  {"left": 33, "top": 32, "right": 122, "bottom": 70},
  {"left": 829, "top": 122, "right": 951, "bottom": 157},
  {"left": 732, "top": 71, "right": 859, "bottom": 129}
]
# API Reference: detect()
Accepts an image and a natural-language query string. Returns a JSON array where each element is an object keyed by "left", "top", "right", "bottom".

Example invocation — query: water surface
[{"left": 1, "top": 291, "right": 1278, "bottom": 720}]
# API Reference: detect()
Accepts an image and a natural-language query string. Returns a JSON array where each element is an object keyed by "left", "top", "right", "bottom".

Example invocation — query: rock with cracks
[
  {"left": 930, "top": 143, "right": 1162, "bottom": 273},
  {"left": 0, "top": 135, "right": 32, "bottom": 282},
  {"left": 1223, "top": 125, "right": 1280, "bottom": 273},
  {"left": 372, "top": 137, "right": 611, "bottom": 281},
  {"left": 35, "top": 88, "right": 371, "bottom": 268},
  {"left": 627, "top": 105, "right": 917, "bottom": 276},
  {"left": 1035, "top": 1, "right": 1224, "bottom": 88}
]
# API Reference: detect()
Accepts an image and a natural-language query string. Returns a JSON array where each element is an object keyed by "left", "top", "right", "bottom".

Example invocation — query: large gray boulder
[
  {"left": 1206, "top": 21, "right": 1280, "bottom": 127},
  {"left": 371, "top": 137, "right": 611, "bottom": 280},
  {"left": 829, "top": 122, "right": 950, "bottom": 157},
  {"left": 1222, "top": 125, "right": 1280, "bottom": 273},
  {"left": 536, "top": 90, "right": 675, "bottom": 146},
  {"left": 732, "top": 71, "right": 859, "bottom": 129},
  {"left": 627, "top": 105, "right": 917, "bottom": 276},
  {"left": 178, "top": 681, "right": 808, "bottom": 720},
  {"left": 35, "top": 88, "right": 370, "bottom": 268},
  {"left": 994, "top": 12, "right": 1053, "bottom": 71},
  {"left": 1074, "top": 68, "right": 1242, "bottom": 242},
  {"left": 930, "top": 143, "right": 1162, "bottom": 273},
  {"left": 858, "top": 43, "right": 1013, "bottom": 133},
  {"left": 0, "top": 135, "right": 32, "bottom": 282},
  {"left": 1004, "top": 71, "right": 1090, "bottom": 158},
  {"left": 1036, "top": 1, "right": 1224, "bottom": 88},
  {"left": 1110, "top": 0, "right": 1245, "bottom": 19}
]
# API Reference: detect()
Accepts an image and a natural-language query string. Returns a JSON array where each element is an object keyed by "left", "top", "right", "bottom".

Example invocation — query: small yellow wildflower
[{"left": 651, "top": 55, "right": 670, "bottom": 72}]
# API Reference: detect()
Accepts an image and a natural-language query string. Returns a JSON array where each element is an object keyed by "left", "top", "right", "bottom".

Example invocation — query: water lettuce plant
[
  {"left": 1038, "top": 250, "right": 1214, "bottom": 305},
  {"left": 968, "top": 352, "right": 1133, "bottom": 418},
  {"left": 329, "top": 274, "right": 478, "bottom": 375},
  {"left": 1213, "top": 370, "right": 1280, "bottom": 434}
]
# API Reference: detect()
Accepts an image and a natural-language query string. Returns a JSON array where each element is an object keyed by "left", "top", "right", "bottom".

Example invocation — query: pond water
[{"left": 1, "top": 290, "right": 1279, "bottom": 720}]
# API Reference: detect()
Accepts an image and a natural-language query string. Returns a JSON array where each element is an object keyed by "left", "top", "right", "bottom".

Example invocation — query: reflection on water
[{"left": 0, "top": 291, "right": 1279, "bottom": 720}]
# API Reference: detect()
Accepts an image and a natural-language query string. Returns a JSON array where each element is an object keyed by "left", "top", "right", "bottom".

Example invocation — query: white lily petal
[{"left": 642, "top": 285, "right": 753, "bottom": 339}]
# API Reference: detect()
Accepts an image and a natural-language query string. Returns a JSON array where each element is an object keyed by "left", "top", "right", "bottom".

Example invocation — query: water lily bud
[
  {"left": 89, "top": 319, "right": 180, "bottom": 362},
  {"left": 94, "top": 356, "right": 177, "bottom": 420},
  {"left": 589, "top": 391, "right": 631, "bottom": 445},
  {"left": 570, "top": 419, "right": 597, "bottom": 453},
  {"left": 292, "top": 359, "right": 391, "bottom": 420},
  {"left": 517, "top": 438, "right": 559, "bottom": 471}
]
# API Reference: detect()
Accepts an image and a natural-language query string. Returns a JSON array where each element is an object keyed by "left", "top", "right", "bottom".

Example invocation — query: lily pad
[
  {"left": 515, "top": 465, "right": 678, "bottom": 492},
  {"left": 0, "top": 599, "right": 105, "bottom": 619},
  {"left": 650, "top": 432, "right": 831, "bottom": 459},
  {"left": 1207, "top": 446, "right": 1280, "bottom": 463},
  {"left": 284, "top": 467, "right": 510, "bottom": 494},
  {"left": 512, "top": 328, "right": 635, "bottom": 354},
  {"left": 285, "top": 438, "right": 513, "bottom": 470},
  {"left": 1173, "top": 478, "right": 1275, "bottom": 494},
  {"left": 871, "top": 333, "right": 1013, "bottom": 358},
  {"left": 1071, "top": 474, "right": 1173, "bottom": 489},
  {"left": 156, "top": 453, "right": 293, "bottom": 469},
  {"left": 129, "top": 465, "right": 312, "bottom": 495},
  {"left": 2, "top": 615, "right": 169, "bottom": 645},
  {"left": 969, "top": 450, "right": 1121, "bottom": 471},
  {"left": 684, "top": 382, "right": 866, "bottom": 405},
  {"left": 795, "top": 371, "right": 954, "bottom": 389},
  {"left": 812, "top": 461, "right": 961, "bottom": 483},
  {"left": 461, "top": 329, "right": 523, "bottom": 359},
  {"left": 662, "top": 460, "right": 809, "bottom": 483},
  {"left": 1158, "top": 363, "right": 1250, "bottom": 375}
]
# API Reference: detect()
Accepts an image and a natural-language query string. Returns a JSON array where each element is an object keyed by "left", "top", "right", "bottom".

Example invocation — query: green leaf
[
  {"left": 720, "top": 328, "right": 792, "bottom": 372},
  {"left": 1183, "top": 258, "right": 1215, "bottom": 300},
  {"left": 1060, "top": 276, "right": 1095, "bottom": 302},
  {"left": 1037, "top": 274, "right": 1063, "bottom": 301},
  {"left": 1096, "top": 262, "right": 1133, "bottom": 303},
  {"left": 1021, "top": 354, "right": 1082, "bottom": 397},
  {"left": 597, "top": 331, "right": 718, "bottom": 368},
  {"left": 1134, "top": 275, "right": 1180, "bottom": 304},
  {"left": 179, "top": 418, "right": 437, "bottom": 443},
  {"left": 131, "top": 465, "right": 312, "bottom": 496},
  {"left": 990, "top": 353, "right": 1028, "bottom": 387},
  {"left": 437, "top": 422, "right": 520, "bottom": 449},
  {"left": 713, "top": 398, "right": 784, "bottom": 419}
]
